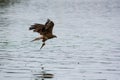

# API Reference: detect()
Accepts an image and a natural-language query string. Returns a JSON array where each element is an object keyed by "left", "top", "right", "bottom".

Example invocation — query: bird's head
[{"left": 53, "top": 35, "right": 57, "bottom": 38}]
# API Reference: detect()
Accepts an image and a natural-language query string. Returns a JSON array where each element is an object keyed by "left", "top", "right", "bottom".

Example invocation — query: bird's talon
[{"left": 40, "top": 43, "right": 45, "bottom": 49}]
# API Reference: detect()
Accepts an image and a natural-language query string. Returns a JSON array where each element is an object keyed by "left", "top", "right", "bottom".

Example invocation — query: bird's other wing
[
  {"left": 44, "top": 20, "right": 54, "bottom": 35},
  {"left": 45, "top": 19, "right": 50, "bottom": 26}
]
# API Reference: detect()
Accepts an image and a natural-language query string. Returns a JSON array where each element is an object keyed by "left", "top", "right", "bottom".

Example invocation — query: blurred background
[{"left": 0, "top": 0, "right": 120, "bottom": 80}]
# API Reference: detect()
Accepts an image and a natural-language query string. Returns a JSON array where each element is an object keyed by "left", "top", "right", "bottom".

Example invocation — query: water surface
[{"left": 0, "top": 0, "right": 120, "bottom": 80}]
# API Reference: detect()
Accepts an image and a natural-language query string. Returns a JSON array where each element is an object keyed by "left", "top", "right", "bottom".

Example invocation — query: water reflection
[
  {"left": 0, "top": 0, "right": 21, "bottom": 7},
  {"left": 0, "top": 0, "right": 11, "bottom": 7}
]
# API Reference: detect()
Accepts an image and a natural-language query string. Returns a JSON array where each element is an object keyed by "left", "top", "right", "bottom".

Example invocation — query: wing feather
[
  {"left": 29, "top": 19, "right": 54, "bottom": 37},
  {"left": 30, "top": 23, "right": 45, "bottom": 35},
  {"left": 44, "top": 20, "right": 54, "bottom": 36}
]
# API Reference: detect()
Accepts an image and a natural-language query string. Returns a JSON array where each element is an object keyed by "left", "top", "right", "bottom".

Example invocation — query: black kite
[{"left": 29, "top": 19, "right": 57, "bottom": 49}]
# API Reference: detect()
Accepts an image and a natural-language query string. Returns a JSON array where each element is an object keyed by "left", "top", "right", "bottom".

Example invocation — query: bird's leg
[
  {"left": 31, "top": 37, "right": 41, "bottom": 42},
  {"left": 40, "top": 42, "right": 45, "bottom": 49}
]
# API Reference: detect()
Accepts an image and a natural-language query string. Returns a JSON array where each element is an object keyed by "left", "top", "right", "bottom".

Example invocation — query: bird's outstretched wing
[
  {"left": 29, "top": 23, "right": 45, "bottom": 35},
  {"left": 29, "top": 19, "right": 54, "bottom": 36}
]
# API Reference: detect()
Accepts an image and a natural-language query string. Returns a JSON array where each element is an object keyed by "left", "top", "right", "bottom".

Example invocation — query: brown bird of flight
[{"left": 29, "top": 19, "right": 57, "bottom": 49}]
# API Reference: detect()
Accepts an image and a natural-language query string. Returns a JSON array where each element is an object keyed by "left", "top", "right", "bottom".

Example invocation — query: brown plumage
[{"left": 29, "top": 19, "right": 57, "bottom": 49}]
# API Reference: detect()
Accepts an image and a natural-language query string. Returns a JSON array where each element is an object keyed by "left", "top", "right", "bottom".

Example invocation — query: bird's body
[{"left": 29, "top": 19, "right": 57, "bottom": 49}]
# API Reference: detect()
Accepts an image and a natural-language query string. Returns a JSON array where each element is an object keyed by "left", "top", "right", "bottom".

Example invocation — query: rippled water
[{"left": 0, "top": 0, "right": 120, "bottom": 80}]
